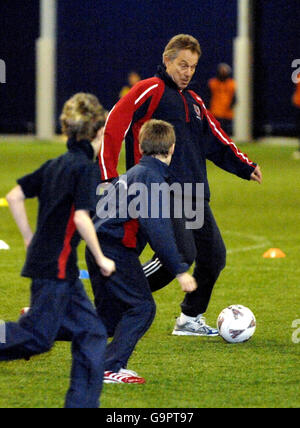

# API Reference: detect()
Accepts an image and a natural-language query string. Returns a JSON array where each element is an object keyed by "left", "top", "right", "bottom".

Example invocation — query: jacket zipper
[{"left": 178, "top": 90, "right": 190, "bottom": 123}]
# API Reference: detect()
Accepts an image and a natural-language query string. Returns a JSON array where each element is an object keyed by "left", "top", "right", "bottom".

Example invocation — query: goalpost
[
  {"left": 36, "top": 0, "right": 57, "bottom": 139},
  {"left": 233, "top": 0, "right": 254, "bottom": 142}
]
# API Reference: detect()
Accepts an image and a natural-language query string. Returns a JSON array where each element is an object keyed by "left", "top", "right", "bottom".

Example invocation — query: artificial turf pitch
[{"left": 0, "top": 139, "right": 299, "bottom": 408}]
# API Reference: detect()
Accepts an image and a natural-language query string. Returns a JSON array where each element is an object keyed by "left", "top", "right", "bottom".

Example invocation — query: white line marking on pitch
[{"left": 222, "top": 231, "right": 272, "bottom": 255}]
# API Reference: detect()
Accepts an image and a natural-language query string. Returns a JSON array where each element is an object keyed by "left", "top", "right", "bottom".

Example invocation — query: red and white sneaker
[
  {"left": 104, "top": 369, "right": 146, "bottom": 384},
  {"left": 19, "top": 307, "right": 30, "bottom": 319}
]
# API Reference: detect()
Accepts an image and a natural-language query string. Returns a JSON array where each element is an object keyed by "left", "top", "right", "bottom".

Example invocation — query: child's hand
[
  {"left": 99, "top": 257, "right": 116, "bottom": 277},
  {"left": 176, "top": 273, "right": 197, "bottom": 293}
]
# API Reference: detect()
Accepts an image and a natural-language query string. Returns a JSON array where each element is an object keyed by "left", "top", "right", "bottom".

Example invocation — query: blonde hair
[
  {"left": 163, "top": 34, "right": 202, "bottom": 64},
  {"left": 60, "top": 93, "right": 107, "bottom": 141},
  {"left": 139, "top": 119, "right": 176, "bottom": 157}
]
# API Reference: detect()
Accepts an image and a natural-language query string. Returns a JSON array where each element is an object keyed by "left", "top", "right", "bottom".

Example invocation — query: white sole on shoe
[
  {"left": 172, "top": 329, "right": 219, "bottom": 337},
  {"left": 104, "top": 371, "right": 146, "bottom": 384}
]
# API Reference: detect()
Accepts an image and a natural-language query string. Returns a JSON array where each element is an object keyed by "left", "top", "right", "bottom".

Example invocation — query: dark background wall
[
  {"left": 56, "top": 0, "right": 237, "bottom": 114},
  {"left": 253, "top": 0, "right": 300, "bottom": 137},
  {"left": 1, "top": 0, "right": 300, "bottom": 137},
  {"left": 0, "top": 0, "right": 40, "bottom": 133}
]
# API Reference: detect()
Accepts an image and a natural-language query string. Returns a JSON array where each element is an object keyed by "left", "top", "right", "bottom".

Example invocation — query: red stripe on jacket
[
  {"left": 131, "top": 81, "right": 166, "bottom": 165},
  {"left": 179, "top": 90, "right": 190, "bottom": 122},
  {"left": 122, "top": 219, "right": 140, "bottom": 248},
  {"left": 58, "top": 205, "right": 77, "bottom": 280},
  {"left": 188, "top": 90, "right": 255, "bottom": 167},
  {"left": 99, "top": 78, "right": 165, "bottom": 180}
]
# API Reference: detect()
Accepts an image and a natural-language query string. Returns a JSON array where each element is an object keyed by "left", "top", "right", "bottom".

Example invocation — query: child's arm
[
  {"left": 137, "top": 177, "right": 197, "bottom": 293},
  {"left": 141, "top": 217, "right": 197, "bottom": 293},
  {"left": 74, "top": 209, "right": 116, "bottom": 277},
  {"left": 9, "top": 160, "right": 52, "bottom": 249},
  {"left": 6, "top": 185, "right": 33, "bottom": 249}
]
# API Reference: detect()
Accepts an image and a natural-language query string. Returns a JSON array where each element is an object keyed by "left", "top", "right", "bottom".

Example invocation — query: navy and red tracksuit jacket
[
  {"left": 99, "top": 66, "right": 256, "bottom": 201},
  {"left": 94, "top": 156, "right": 190, "bottom": 277}
]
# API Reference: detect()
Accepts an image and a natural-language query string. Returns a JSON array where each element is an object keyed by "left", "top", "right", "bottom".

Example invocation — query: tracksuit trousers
[
  {"left": 0, "top": 278, "right": 107, "bottom": 408},
  {"left": 144, "top": 201, "right": 226, "bottom": 316},
  {"left": 86, "top": 241, "right": 156, "bottom": 373}
]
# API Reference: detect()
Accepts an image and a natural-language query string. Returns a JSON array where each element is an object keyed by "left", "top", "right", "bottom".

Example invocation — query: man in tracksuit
[
  {"left": 0, "top": 93, "right": 115, "bottom": 408},
  {"left": 86, "top": 119, "right": 197, "bottom": 384},
  {"left": 99, "top": 34, "right": 263, "bottom": 336}
]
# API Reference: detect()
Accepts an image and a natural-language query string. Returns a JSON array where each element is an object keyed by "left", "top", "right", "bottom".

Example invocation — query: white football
[{"left": 217, "top": 305, "right": 256, "bottom": 343}]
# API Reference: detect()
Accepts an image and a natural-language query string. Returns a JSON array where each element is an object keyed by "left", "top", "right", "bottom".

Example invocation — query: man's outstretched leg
[
  {"left": 143, "top": 204, "right": 223, "bottom": 337},
  {"left": 173, "top": 202, "right": 226, "bottom": 336}
]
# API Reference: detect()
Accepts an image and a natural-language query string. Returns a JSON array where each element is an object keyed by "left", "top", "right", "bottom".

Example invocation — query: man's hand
[
  {"left": 176, "top": 272, "right": 198, "bottom": 293},
  {"left": 250, "top": 165, "right": 262, "bottom": 184}
]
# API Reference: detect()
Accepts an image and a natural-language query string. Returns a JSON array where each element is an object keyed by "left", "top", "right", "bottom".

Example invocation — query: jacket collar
[
  {"left": 155, "top": 65, "right": 179, "bottom": 90},
  {"left": 67, "top": 137, "right": 94, "bottom": 160},
  {"left": 156, "top": 65, "right": 196, "bottom": 93},
  {"left": 139, "top": 156, "right": 170, "bottom": 179}
]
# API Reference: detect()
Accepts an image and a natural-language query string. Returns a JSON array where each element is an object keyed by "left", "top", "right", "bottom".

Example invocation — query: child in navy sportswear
[
  {"left": 86, "top": 119, "right": 197, "bottom": 384},
  {"left": 0, "top": 93, "right": 115, "bottom": 408}
]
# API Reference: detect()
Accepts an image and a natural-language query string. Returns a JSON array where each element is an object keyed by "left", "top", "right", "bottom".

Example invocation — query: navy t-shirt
[{"left": 18, "top": 139, "right": 98, "bottom": 281}]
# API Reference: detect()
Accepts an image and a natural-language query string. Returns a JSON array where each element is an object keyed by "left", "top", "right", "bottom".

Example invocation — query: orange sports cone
[{"left": 263, "top": 248, "right": 286, "bottom": 259}]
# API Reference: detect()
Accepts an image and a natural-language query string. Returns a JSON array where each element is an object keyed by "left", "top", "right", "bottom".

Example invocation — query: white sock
[{"left": 179, "top": 313, "right": 203, "bottom": 324}]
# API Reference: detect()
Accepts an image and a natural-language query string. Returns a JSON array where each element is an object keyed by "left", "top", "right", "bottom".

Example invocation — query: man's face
[{"left": 165, "top": 49, "right": 199, "bottom": 90}]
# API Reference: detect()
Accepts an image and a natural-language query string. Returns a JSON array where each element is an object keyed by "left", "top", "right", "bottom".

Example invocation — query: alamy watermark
[
  {"left": 0, "top": 320, "right": 6, "bottom": 344},
  {"left": 95, "top": 178, "right": 204, "bottom": 231},
  {"left": 291, "top": 59, "right": 300, "bottom": 84},
  {"left": 0, "top": 59, "right": 6, "bottom": 84},
  {"left": 292, "top": 319, "right": 300, "bottom": 344}
]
